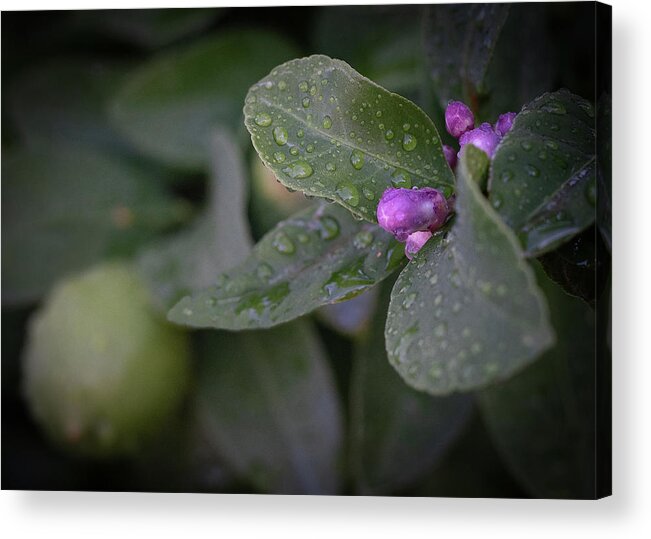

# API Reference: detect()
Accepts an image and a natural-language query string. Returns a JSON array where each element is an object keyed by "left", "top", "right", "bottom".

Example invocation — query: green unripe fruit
[{"left": 22, "top": 262, "right": 190, "bottom": 458}]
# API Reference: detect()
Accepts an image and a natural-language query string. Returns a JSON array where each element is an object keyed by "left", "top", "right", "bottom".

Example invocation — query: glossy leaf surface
[
  {"left": 169, "top": 202, "right": 404, "bottom": 330},
  {"left": 244, "top": 54, "right": 454, "bottom": 222},
  {"left": 385, "top": 146, "right": 554, "bottom": 395},
  {"left": 489, "top": 89, "right": 597, "bottom": 256}
]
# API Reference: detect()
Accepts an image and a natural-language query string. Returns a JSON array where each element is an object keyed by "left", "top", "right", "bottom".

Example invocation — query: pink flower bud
[
  {"left": 405, "top": 231, "right": 433, "bottom": 260},
  {"left": 495, "top": 112, "right": 516, "bottom": 137},
  {"left": 443, "top": 144, "right": 457, "bottom": 169},
  {"left": 458, "top": 122, "right": 501, "bottom": 159},
  {"left": 376, "top": 187, "right": 450, "bottom": 241},
  {"left": 445, "top": 101, "right": 475, "bottom": 138}
]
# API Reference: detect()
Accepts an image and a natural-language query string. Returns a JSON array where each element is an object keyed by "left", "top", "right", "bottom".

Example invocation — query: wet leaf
[
  {"left": 168, "top": 202, "right": 404, "bottom": 330},
  {"left": 423, "top": 3, "right": 509, "bottom": 109},
  {"left": 537, "top": 226, "right": 603, "bottom": 307},
  {"left": 489, "top": 89, "right": 597, "bottom": 257},
  {"left": 194, "top": 320, "right": 343, "bottom": 494},
  {"left": 479, "top": 267, "right": 597, "bottom": 498},
  {"left": 110, "top": 30, "right": 299, "bottom": 169},
  {"left": 2, "top": 149, "right": 188, "bottom": 306},
  {"left": 138, "top": 130, "right": 253, "bottom": 311},
  {"left": 385, "top": 146, "right": 554, "bottom": 395},
  {"left": 243, "top": 54, "right": 454, "bottom": 222},
  {"left": 350, "top": 281, "right": 473, "bottom": 494}
]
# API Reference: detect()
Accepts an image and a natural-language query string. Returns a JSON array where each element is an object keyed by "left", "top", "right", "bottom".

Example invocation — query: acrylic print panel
[{"left": 2, "top": 2, "right": 611, "bottom": 499}]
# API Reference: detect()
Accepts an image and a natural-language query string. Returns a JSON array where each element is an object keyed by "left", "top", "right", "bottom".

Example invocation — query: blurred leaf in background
[
  {"left": 350, "top": 280, "right": 473, "bottom": 495},
  {"left": 138, "top": 129, "right": 253, "bottom": 312},
  {"left": 479, "top": 266, "right": 596, "bottom": 499},
  {"left": 2, "top": 149, "right": 189, "bottom": 306},
  {"left": 110, "top": 30, "right": 300, "bottom": 169},
  {"left": 194, "top": 320, "right": 343, "bottom": 495}
]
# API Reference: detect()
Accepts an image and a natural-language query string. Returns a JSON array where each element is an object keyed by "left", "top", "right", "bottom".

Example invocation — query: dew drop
[
  {"left": 542, "top": 101, "right": 567, "bottom": 115},
  {"left": 272, "top": 232, "right": 295, "bottom": 254},
  {"left": 278, "top": 80, "right": 287, "bottom": 91},
  {"left": 402, "top": 133, "right": 417, "bottom": 152},
  {"left": 282, "top": 160, "right": 313, "bottom": 179},
  {"left": 402, "top": 123, "right": 411, "bottom": 132},
  {"left": 306, "top": 144, "right": 315, "bottom": 153},
  {"left": 273, "top": 126, "right": 288, "bottom": 146},
  {"left": 500, "top": 170, "right": 513, "bottom": 183},
  {"left": 350, "top": 150, "right": 365, "bottom": 170},
  {"left": 302, "top": 97, "right": 311, "bottom": 108},
  {"left": 525, "top": 164, "right": 540, "bottom": 177},
  {"left": 254, "top": 112, "right": 272, "bottom": 127},
  {"left": 273, "top": 151, "right": 286, "bottom": 163},
  {"left": 298, "top": 80, "right": 309, "bottom": 92},
  {"left": 403, "top": 293, "right": 417, "bottom": 310},
  {"left": 336, "top": 182, "right": 360, "bottom": 207},
  {"left": 256, "top": 263, "right": 274, "bottom": 281},
  {"left": 391, "top": 169, "right": 412, "bottom": 188},
  {"left": 318, "top": 216, "right": 340, "bottom": 240},
  {"left": 362, "top": 187, "right": 375, "bottom": 201},
  {"left": 326, "top": 162, "right": 336, "bottom": 172},
  {"left": 322, "top": 115, "right": 332, "bottom": 129},
  {"left": 385, "top": 129, "right": 395, "bottom": 141},
  {"left": 353, "top": 230, "right": 374, "bottom": 249},
  {"left": 289, "top": 146, "right": 299, "bottom": 156}
]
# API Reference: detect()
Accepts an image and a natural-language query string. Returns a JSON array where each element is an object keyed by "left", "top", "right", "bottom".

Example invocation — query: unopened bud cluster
[
  {"left": 442, "top": 101, "right": 516, "bottom": 169},
  {"left": 375, "top": 102, "right": 516, "bottom": 260},
  {"left": 377, "top": 187, "right": 451, "bottom": 260}
]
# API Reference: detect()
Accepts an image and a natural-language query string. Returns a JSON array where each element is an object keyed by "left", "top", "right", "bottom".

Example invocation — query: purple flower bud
[
  {"left": 443, "top": 144, "right": 457, "bottom": 170},
  {"left": 405, "top": 231, "right": 433, "bottom": 260},
  {"left": 494, "top": 112, "right": 517, "bottom": 137},
  {"left": 445, "top": 101, "right": 475, "bottom": 138},
  {"left": 458, "top": 122, "right": 501, "bottom": 159},
  {"left": 377, "top": 187, "right": 450, "bottom": 242}
]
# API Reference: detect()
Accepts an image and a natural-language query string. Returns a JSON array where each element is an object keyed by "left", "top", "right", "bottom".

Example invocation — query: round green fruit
[{"left": 22, "top": 262, "right": 190, "bottom": 458}]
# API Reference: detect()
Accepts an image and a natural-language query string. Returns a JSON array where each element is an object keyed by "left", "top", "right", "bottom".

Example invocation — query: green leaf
[
  {"left": 194, "top": 320, "right": 343, "bottom": 494},
  {"left": 72, "top": 8, "right": 222, "bottom": 49},
  {"left": 2, "top": 149, "right": 188, "bottom": 306},
  {"left": 7, "top": 60, "right": 130, "bottom": 154},
  {"left": 489, "top": 89, "right": 597, "bottom": 257},
  {"left": 168, "top": 202, "right": 404, "bottom": 330},
  {"left": 478, "top": 267, "right": 597, "bottom": 498},
  {"left": 424, "top": 3, "right": 509, "bottom": 109},
  {"left": 243, "top": 54, "right": 454, "bottom": 222},
  {"left": 350, "top": 281, "right": 472, "bottom": 494},
  {"left": 538, "top": 227, "right": 602, "bottom": 307},
  {"left": 110, "top": 30, "right": 300, "bottom": 169},
  {"left": 385, "top": 146, "right": 555, "bottom": 395},
  {"left": 138, "top": 130, "right": 253, "bottom": 311}
]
